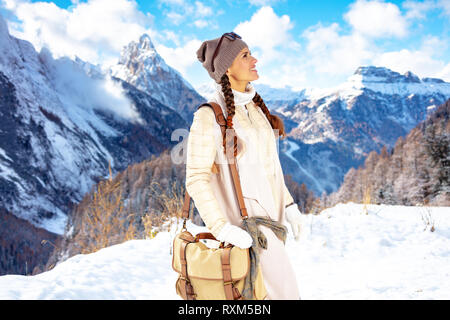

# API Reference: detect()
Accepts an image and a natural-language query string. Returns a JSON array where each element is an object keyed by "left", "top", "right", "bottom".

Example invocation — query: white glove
[
  {"left": 216, "top": 222, "right": 253, "bottom": 249},
  {"left": 285, "top": 204, "right": 303, "bottom": 241}
]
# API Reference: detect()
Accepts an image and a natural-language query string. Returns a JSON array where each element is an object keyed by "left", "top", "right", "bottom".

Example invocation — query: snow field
[{"left": 0, "top": 203, "right": 448, "bottom": 300}]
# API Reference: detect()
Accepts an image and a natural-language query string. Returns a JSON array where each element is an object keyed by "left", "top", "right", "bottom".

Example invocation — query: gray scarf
[{"left": 240, "top": 216, "right": 288, "bottom": 300}]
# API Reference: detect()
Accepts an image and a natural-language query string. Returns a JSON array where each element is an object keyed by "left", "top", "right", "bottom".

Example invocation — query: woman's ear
[{"left": 226, "top": 70, "right": 235, "bottom": 82}]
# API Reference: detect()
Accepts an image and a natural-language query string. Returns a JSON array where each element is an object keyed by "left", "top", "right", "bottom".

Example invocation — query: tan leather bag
[{"left": 171, "top": 102, "right": 267, "bottom": 300}]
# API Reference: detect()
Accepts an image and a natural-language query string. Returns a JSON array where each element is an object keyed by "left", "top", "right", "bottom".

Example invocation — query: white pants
[{"left": 258, "top": 225, "right": 301, "bottom": 300}]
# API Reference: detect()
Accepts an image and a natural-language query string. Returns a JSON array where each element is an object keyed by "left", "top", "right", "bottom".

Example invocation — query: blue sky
[{"left": 1, "top": 0, "right": 449, "bottom": 90}]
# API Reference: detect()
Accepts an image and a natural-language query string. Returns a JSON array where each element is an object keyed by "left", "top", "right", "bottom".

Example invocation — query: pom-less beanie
[{"left": 196, "top": 32, "right": 248, "bottom": 83}]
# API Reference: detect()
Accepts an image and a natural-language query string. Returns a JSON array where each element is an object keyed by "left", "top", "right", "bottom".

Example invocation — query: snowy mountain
[
  {"left": 194, "top": 81, "right": 216, "bottom": 100},
  {"left": 0, "top": 15, "right": 187, "bottom": 233},
  {"left": 1, "top": 203, "right": 449, "bottom": 299},
  {"left": 0, "top": 15, "right": 192, "bottom": 274},
  {"left": 73, "top": 56, "right": 104, "bottom": 80},
  {"left": 110, "top": 34, "right": 205, "bottom": 123},
  {"left": 345, "top": 66, "right": 450, "bottom": 96},
  {"left": 273, "top": 66, "right": 450, "bottom": 196}
]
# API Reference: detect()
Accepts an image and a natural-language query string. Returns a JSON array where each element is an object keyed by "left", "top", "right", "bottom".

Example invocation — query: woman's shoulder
[
  {"left": 191, "top": 103, "right": 222, "bottom": 134},
  {"left": 194, "top": 98, "right": 226, "bottom": 120},
  {"left": 194, "top": 103, "right": 216, "bottom": 120}
]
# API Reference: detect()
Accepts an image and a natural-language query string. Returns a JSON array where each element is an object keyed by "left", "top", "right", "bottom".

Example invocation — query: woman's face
[{"left": 226, "top": 47, "right": 259, "bottom": 84}]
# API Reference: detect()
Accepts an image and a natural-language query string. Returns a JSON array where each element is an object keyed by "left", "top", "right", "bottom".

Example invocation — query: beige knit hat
[{"left": 196, "top": 32, "right": 248, "bottom": 83}]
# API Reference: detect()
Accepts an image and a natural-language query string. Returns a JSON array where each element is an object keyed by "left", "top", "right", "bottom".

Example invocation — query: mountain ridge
[{"left": 109, "top": 33, "right": 204, "bottom": 123}]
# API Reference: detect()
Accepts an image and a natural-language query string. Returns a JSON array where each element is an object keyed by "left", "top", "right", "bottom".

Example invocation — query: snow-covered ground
[{"left": 0, "top": 203, "right": 449, "bottom": 300}]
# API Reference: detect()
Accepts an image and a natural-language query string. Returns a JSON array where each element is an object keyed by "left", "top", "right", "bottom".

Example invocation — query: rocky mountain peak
[
  {"left": 354, "top": 66, "right": 391, "bottom": 76},
  {"left": 115, "top": 33, "right": 165, "bottom": 76},
  {"left": 114, "top": 33, "right": 167, "bottom": 81},
  {"left": 343, "top": 66, "right": 450, "bottom": 98},
  {"left": 403, "top": 71, "right": 421, "bottom": 83},
  {"left": 353, "top": 66, "right": 420, "bottom": 83},
  {"left": 138, "top": 33, "right": 154, "bottom": 51},
  {"left": 110, "top": 34, "right": 203, "bottom": 123}
]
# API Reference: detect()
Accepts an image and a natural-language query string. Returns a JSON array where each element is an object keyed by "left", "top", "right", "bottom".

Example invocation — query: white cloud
[
  {"left": 156, "top": 38, "right": 202, "bottom": 77},
  {"left": 194, "top": 1, "right": 212, "bottom": 16},
  {"left": 436, "top": 63, "right": 450, "bottom": 81},
  {"left": 37, "top": 47, "right": 143, "bottom": 124},
  {"left": 226, "top": 6, "right": 307, "bottom": 89},
  {"left": 161, "top": 29, "right": 181, "bottom": 46},
  {"left": 402, "top": 0, "right": 450, "bottom": 20},
  {"left": 166, "top": 11, "right": 185, "bottom": 25},
  {"left": 193, "top": 19, "right": 208, "bottom": 28},
  {"left": 373, "top": 36, "right": 450, "bottom": 81},
  {"left": 159, "top": 0, "right": 214, "bottom": 27},
  {"left": 178, "top": 2, "right": 215, "bottom": 29},
  {"left": 2, "top": 0, "right": 155, "bottom": 65},
  {"left": 374, "top": 49, "right": 441, "bottom": 76},
  {"left": 302, "top": 22, "right": 374, "bottom": 75},
  {"left": 234, "top": 6, "right": 300, "bottom": 67},
  {"left": 403, "top": 0, "right": 437, "bottom": 19},
  {"left": 344, "top": 0, "right": 409, "bottom": 38},
  {"left": 256, "top": 58, "right": 308, "bottom": 91},
  {"left": 437, "top": 0, "right": 450, "bottom": 16}
]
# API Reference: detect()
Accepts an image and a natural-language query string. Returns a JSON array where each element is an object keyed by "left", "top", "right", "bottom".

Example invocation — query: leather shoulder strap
[{"left": 198, "top": 102, "right": 226, "bottom": 129}]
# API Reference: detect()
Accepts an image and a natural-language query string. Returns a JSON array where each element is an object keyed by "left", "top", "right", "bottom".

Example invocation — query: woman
[{"left": 185, "top": 32, "right": 303, "bottom": 300}]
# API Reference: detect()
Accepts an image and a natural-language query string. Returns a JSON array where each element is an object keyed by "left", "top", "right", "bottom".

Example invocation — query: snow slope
[{"left": 0, "top": 203, "right": 449, "bottom": 300}]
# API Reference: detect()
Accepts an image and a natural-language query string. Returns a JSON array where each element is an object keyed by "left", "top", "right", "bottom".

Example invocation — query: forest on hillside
[{"left": 326, "top": 99, "right": 449, "bottom": 207}]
